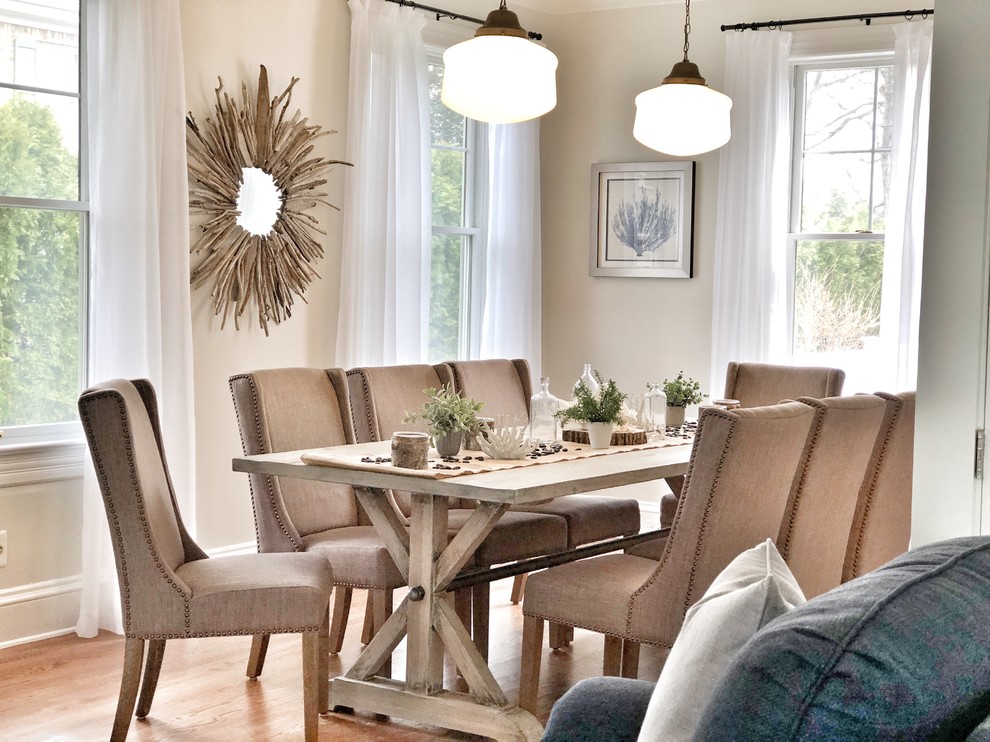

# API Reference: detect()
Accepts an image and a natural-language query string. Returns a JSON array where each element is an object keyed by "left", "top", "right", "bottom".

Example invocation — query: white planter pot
[
  {"left": 666, "top": 405, "right": 686, "bottom": 428},
  {"left": 586, "top": 422, "right": 614, "bottom": 449}
]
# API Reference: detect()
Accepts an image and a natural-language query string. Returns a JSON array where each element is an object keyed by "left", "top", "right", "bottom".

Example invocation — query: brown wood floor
[{"left": 0, "top": 577, "right": 665, "bottom": 741}]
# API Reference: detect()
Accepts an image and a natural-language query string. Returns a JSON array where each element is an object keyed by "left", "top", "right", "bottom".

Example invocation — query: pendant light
[
  {"left": 441, "top": 1, "right": 558, "bottom": 124},
  {"left": 633, "top": 0, "right": 732, "bottom": 156}
]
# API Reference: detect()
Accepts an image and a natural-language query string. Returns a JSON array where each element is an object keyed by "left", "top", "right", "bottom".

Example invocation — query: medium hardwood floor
[{"left": 0, "top": 577, "right": 665, "bottom": 741}]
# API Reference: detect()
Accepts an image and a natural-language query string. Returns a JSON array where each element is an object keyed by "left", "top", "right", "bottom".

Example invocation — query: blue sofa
[{"left": 542, "top": 536, "right": 990, "bottom": 741}]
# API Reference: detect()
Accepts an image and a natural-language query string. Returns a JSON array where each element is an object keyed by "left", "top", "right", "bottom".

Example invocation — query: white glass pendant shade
[
  {"left": 633, "top": 81, "right": 732, "bottom": 156},
  {"left": 441, "top": 36, "right": 558, "bottom": 124}
]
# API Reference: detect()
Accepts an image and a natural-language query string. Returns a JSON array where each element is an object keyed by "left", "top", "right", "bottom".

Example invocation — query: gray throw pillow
[{"left": 636, "top": 539, "right": 805, "bottom": 742}]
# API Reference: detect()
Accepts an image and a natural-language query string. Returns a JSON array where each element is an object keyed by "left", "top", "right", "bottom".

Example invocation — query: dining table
[{"left": 232, "top": 436, "right": 693, "bottom": 741}]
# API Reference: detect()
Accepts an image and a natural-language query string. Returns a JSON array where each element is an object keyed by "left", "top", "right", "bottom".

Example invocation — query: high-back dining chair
[
  {"left": 438, "top": 358, "right": 643, "bottom": 612},
  {"left": 345, "top": 363, "right": 568, "bottom": 659},
  {"left": 843, "top": 391, "right": 916, "bottom": 581},
  {"left": 660, "top": 362, "right": 846, "bottom": 528},
  {"left": 723, "top": 361, "right": 846, "bottom": 408},
  {"left": 777, "top": 395, "right": 888, "bottom": 598},
  {"left": 79, "top": 379, "right": 332, "bottom": 742},
  {"left": 230, "top": 368, "right": 406, "bottom": 663},
  {"left": 518, "top": 402, "right": 817, "bottom": 712}
]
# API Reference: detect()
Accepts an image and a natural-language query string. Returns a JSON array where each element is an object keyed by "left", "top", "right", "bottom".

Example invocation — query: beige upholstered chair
[
  {"left": 518, "top": 402, "right": 817, "bottom": 712},
  {"left": 660, "top": 362, "right": 846, "bottom": 527},
  {"left": 230, "top": 368, "right": 406, "bottom": 663},
  {"left": 776, "top": 395, "right": 887, "bottom": 598},
  {"left": 346, "top": 363, "right": 569, "bottom": 659},
  {"left": 79, "top": 379, "right": 331, "bottom": 742},
  {"left": 723, "top": 361, "right": 846, "bottom": 407},
  {"left": 843, "top": 391, "right": 916, "bottom": 581},
  {"left": 437, "top": 358, "right": 642, "bottom": 610}
]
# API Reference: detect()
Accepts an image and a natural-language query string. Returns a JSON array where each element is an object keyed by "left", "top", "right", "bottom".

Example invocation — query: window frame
[
  {"left": 426, "top": 47, "right": 488, "bottom": 362},
  {"left": 0, "top": 0, "right": 88, "bottom": 459},
  {"left": 785, "top": 53, "right": 893, "bottom": 360}
]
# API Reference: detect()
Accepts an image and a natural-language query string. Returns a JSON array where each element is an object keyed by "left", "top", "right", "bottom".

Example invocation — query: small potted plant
[
  {"left": 556, "top": 370, "right": 627, "bottom": 449},
  {"left": 403, "top": 385, "right": 484, "bottom": 457},
  {"left": 662, "top": 371, "right": 707, "bottom": 428}
]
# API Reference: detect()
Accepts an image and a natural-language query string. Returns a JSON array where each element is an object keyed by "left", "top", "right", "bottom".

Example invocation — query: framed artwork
[{"left": 590, "top": 161, "right": 695, "bottom": 278}]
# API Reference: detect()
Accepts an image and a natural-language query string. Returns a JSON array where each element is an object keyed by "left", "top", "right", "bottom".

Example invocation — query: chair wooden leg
[
  {"left": 302, "top": 629, "right": 320, "bottom": 742},
  {"left": 360, "top": 590, "right": 375, "bottom": 645},
  {"left": 135, "top": 638, "right": 166, "bottom": 718},
  {"left": 620, "top": 640, "right": 640, "bottom": 679},
  {"left": 111, "top": 637, "right": 144, "bottom": 742},
  {"left": 472, "top": 583, "right": 490, "bottom": 662},
  {"left": 518, "top": 615, "right": 544, "bottom": 714},
  {"left": 246, "top": 634, "right": 270, "bottom": 678},
  {"left": 603, "top": 635, "right": 623, "bottom": 676},
  {"left": 565, "top": 625, "right": 574, "bottom": 643},
  {"left": 329, "top": 586, "right": 353, "bottom": 654},
  {"left": 510, "top": 573, "right": 528, "bottom": 604},
  {"left": 370, "top": 588, "right": 393, "bottom": 678},
  {"left": 549, "top": 622, "right": 570, "bottom": 649},
  {"left": 319, "top": 608, "right": 331, "bottom": 714}
]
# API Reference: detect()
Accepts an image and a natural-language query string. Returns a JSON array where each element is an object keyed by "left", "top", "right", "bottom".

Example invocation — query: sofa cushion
[
  {"left": 696, "top": 536, "right": 990, "bottom": 740},
  {"left": 637, "top": 539, "right": 805, "bottom": 742},
  {"left": 542, "top": 677, "right": 656, "bottom": 742}
]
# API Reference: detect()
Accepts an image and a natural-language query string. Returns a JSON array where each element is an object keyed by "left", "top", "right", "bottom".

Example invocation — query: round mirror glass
[{"left": 236, "top": 166, "right": 283, "bottom": 236}]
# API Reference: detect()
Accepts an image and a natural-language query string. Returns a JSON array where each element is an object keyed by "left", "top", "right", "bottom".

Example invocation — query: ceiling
[{"left": 515, "top": 0, "right": 683, "bottom": 15}]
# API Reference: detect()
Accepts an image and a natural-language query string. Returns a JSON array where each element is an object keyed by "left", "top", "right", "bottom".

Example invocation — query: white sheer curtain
[
  {"left": 881, "top": 19, "right": 932, "bottom": 391},
  {"left": 478, "top": 121, "right": 542, "bottom": 379},
  {"left": 336, "top": 0, "right": 431, "bottom": 368},
  {"left": 77, "top": 0, "right": 195, "bottom": 637},
  {"left": 709, "top": 32, "right": 792, "bottom": 396}
]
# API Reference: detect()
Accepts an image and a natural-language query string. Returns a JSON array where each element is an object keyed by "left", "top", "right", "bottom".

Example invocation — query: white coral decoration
[{"left": 477, "top": 415, "right": 531, "bottom": 460}]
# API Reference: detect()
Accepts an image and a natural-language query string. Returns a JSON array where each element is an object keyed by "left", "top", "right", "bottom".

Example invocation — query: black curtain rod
[
  {"left": 721, "top": 8, "right": 933, "bottom": 33},
  {"left": 383, "top": 0, "right": 543, "bottom": 40}
]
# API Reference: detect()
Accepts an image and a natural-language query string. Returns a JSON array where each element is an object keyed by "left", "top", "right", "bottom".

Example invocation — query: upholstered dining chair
[
  {"left": 659, "top": 362, "right": 846, "bottom": 528},
  {"left": 346, "top": 363, "right": 569, "bottom": 659},
  {"left": 843, "top": 391, "right": 916, "bottom": 581},
  {"left": 230, "top": 368, "right": 406, "bottom": 666},
  {"left": 437, "top": 358, "right": 642, "bottom": 614},
  {"left": 518, "top": 402, "right": 817, "bottom": 713},
  {"left": 79, "top": 379, "right": 332, "bottom": 742},
  {"left": 776, "top": 395, "right": 887, "bottom": 598}
]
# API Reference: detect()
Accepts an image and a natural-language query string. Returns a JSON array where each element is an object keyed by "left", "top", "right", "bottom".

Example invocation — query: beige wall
[{"left": 182, "top": 0, "right": 351, "bottom": 550}]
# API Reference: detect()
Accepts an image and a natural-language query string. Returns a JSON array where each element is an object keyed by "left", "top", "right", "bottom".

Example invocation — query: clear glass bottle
[
  {"left": 530, "top": 377, "right": 559, "bottom": 443},
  {"left": 574, "top": 363, "right": 600, "bottom": 398},
  {"left": 644, "top": 382, "right": 667, "bottom": 437}
]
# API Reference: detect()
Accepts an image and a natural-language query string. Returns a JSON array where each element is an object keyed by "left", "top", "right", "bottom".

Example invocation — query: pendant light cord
[{"left": 683, "top": 0, "right": 691, "bottom": 61}]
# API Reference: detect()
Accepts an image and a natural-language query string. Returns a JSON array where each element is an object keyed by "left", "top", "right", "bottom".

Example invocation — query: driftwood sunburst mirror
[{"left": 186, "top": 65, "right": 350, "bottom": 334}]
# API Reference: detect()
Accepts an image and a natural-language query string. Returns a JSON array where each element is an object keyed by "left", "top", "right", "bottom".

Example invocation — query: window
[
  {"left": 788, "top": 59, "right": 893, "bottom": 389},
  {"left": 426, "top": 55, "right": 487, "bottom": 363},
  {"left": 0, "top": 0, "right": 85, "bottom": 442}
]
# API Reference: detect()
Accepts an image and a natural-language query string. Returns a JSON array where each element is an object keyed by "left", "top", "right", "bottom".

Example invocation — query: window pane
[
  {"left": 0, "top": 90, "right": 79, "bottom": 199},
  {"left": 432, "top": 147, "right": 465, "bottom": 227},
  {"left": 872, "top": 152, "right": 890, "bottom": 233},
  {"left": 800, "top": 153, "right": 873, "bottom": 233},
  {"left": 875, "top": 67, "right": 894, "bottom": 149},
  {"left": 428, "top": 233, "right": 464, "bottom": 363},
  {"left": 428, "top": 62, "right": 465, "bottom": 148},
  {"left": 803, "top": 68, "right": 878, "bottom": 153},
  {"left": 0, "top": 206, "right": 82, "bottom": 426},
  {"left": 0, "top": 1, "right": 79, "bottom": 93},
  {"left": 793, "top": 239, "right": 883, "bottom": 354}
]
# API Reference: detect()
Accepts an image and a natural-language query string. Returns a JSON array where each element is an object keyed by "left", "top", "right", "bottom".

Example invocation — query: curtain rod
[
  {"left": 383, "top": 0, "right": 543, "bottom": 40},
  {"left": 721, "top": 8, "right": 933, "bottom": 33}
]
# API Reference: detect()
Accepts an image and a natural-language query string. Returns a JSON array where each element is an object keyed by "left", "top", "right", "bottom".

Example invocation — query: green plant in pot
[
  {"left": 403, "top": 385, "right": 484, "bottom": 457},
  {"left": 556, "top": 371, "right": 627, "bottom": 449},
  {"left": 662, "top": 371, "right": 706, "bottom": 428}
]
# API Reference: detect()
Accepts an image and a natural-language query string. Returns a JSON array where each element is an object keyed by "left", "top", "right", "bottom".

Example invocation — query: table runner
[{"left": 301, "top": 432, "right": 693, "bottom": 480}]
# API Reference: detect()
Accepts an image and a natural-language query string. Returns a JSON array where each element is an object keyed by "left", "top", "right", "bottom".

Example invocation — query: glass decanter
[
  {"left": 530, "top": 377, "right": 560, "bottom": 444},
  {"left": 573, "top": 363, "right": 600, "bottom": 398},
  {"left": 644, "top": 382, "right": 667, "bottom": 437}
]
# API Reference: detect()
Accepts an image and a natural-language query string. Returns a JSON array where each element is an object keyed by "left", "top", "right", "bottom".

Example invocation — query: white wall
[{"left": 914, "top": 0, "right": 990, "bottom": 544}]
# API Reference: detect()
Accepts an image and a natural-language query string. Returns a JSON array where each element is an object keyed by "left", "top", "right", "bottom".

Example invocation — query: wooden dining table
[{"left": 233, "top": 438, "right": 692, "bottom": 741}]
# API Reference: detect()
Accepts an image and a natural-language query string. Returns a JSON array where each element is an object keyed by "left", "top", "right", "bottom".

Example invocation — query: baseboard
[{"left": 0, "top": 541, "right": 256, "bottom": 650}]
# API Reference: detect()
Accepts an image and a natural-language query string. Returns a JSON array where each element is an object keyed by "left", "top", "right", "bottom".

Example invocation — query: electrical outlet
[{"left": 0, "top": 530, "right": 6, "bottom": 568}]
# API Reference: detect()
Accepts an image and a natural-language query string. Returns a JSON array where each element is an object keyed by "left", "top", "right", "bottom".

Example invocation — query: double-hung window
[
  {"left": 0, "top": 0, "right": 86, "bottom": 445},
  {"left": 788, "top": 58, "right": 894, "bottom": 390},
  {"left": 426, "top": 53, "right": 487, "bottom": 363}
]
